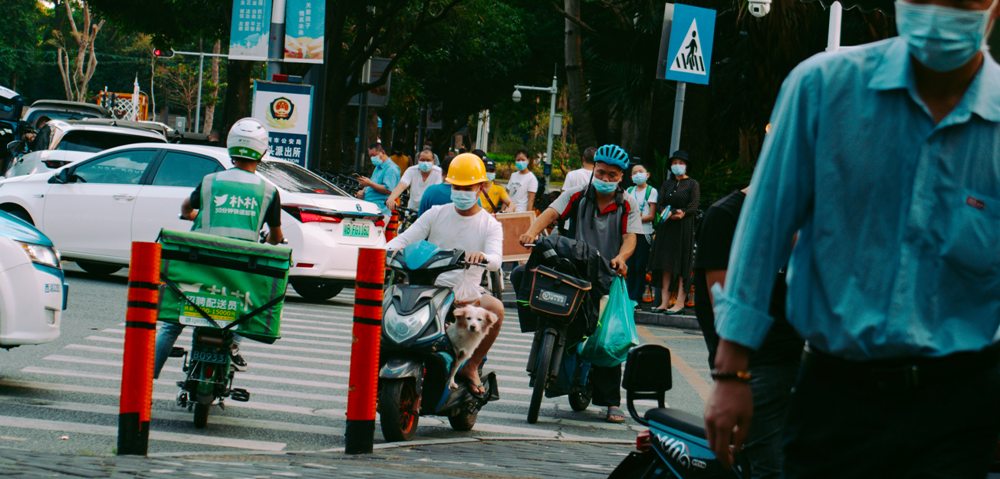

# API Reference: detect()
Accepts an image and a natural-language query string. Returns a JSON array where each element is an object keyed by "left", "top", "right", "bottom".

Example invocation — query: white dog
[{"left": 446, "top": 305, "right": 499, "bottom": 391}]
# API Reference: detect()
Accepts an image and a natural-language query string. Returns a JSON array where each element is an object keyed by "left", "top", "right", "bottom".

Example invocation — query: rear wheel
[
  {"left": 290, "top": 279, "right": 344, "bottom": 301},
  {"left": 528, "top": 330, "right": 556, "bottom": 424},
  {"left": 379, "top": 379, "right": 419, "bottom": 441},
  {"left": 76, "top": 260, "right": 122, "bottom": 276},
  {"left": 447, "top": 408, "right": 479, "bottom": 431},
  {"left": 568, "top": 378, "right": 593, "bottom": 412},
  {"left": 193, "top": 403, "right": 210, "bottom": 429}
]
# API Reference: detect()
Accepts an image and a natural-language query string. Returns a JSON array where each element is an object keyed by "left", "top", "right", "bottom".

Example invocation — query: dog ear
[
  {"left": 485, "top": 311, "right": 499, "bottom": 325},
  {"left": 453, "top": 306, "right": 467, "bottom": 318}
]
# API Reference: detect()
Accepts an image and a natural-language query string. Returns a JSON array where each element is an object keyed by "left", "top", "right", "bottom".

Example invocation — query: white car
[
  {"left": 0, "top": 143, "right": 386, "bottom": 301},
  {"left": 0, "top": 210, "right": 66, "bottom": 349},
  {"left": 6, "top": 119, "right": 167, "bottom": 178}
]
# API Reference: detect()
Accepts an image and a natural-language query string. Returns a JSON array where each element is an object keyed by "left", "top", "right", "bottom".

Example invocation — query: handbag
[
  {"left": 579, "top": 276, "right": 639, "bottom": 367},
  {"left": 653, "top": 179, "right": 680, "bottom": 228}
]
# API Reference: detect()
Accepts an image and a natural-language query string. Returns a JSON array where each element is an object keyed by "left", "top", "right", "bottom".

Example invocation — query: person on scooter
[
  {"left": 386, "top": 152, "right": 504, "bottom": 396},
  {"left": 516, "top": 143, "right": 642, "bottom": 423},
  {"left": 152, "top": 118, "right": 285, "bottom": 379}
]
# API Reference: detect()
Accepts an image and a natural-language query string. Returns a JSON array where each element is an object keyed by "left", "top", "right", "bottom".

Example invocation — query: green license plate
[
  {"left": 343, "top": 222, "right": 370, "bottom": 238},
  {"left": 191, "top": 349, "right": 228, "bottom": 364}
]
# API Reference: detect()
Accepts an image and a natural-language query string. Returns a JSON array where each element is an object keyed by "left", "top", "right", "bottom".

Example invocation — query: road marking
[
  {"left": 637, "top": 325, "right": 711, "bottom": 401},
  {"left": 0, "top": 415, "right": 286, "bottom": 451}
]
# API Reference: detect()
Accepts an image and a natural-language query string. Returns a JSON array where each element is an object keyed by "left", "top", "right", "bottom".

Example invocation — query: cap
[
  {"left": 669, "top": 150, "right": 690, "bottom": 163},
  {"left": 484, "top": 159, "right": 496, "bottom": 172}
]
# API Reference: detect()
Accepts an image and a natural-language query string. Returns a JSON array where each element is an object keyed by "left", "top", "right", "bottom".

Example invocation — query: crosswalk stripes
[{"left": 0, "top": 292, "right": 641, "bottom": 453}]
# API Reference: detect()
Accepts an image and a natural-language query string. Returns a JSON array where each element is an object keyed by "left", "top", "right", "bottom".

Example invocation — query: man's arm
[
  {"left": 519, "top": 208, "right": 559, "bottom": 245},
  {"left": 385, "top": 178, "right": 411, "bottom": 209},
  {"left": 264, "top": 191, "right": 284, "bottom": 244},
  {"left": 386, "top": 205, "right": 434, "bottom": 250},
  {"left": 181, "top": 184, "right": 202, "bottom": 220},
  {"left": 609, "top": 233, "right": 636, "bottom": 276}
]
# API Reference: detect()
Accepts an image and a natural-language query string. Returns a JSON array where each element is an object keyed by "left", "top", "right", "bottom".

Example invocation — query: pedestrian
[
  {"left": 473, "top": 150, "right": 512, "bottom": 214},
  {"left": 624, "top": 164, "right": 658, "bottom": 303},
  {"left": 389, "top": 145, "right": 412, "bottom": 173},
  {"left": 385, "top": 149, "right": 443, "bottom": 212},
  {"left": 562, "top": 147, "right": 597, "bottom": 191},
  {"left": 153, "top": 118, "right": 285, "bottom": 378},
  {"left": 505, "top": 149, "right": 538, "bottom": 213},
  {"left": 516, "top": 144, "right": 642, "bottom": 423},
  {"left": 355, "top": 143, "right": 401, "bottom": 222},
  {"left": 648, "top": 150, "right": 699, "bottom": 314},
  {"left": 704, "top": 2, "right": 1000, "bottom": 477}
]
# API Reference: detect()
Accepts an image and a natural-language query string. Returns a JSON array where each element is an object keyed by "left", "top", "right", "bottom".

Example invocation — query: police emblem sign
[
  {"left": 252, "top": 81, "right": 313, "bottom": 167},
  {"left": 664, "top": 4, "right": 717, "bottom": 85}
]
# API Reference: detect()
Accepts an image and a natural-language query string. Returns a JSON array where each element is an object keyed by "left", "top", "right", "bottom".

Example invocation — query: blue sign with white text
[{"left": 664, "top": 4, "right": 716, "bottom": 85}]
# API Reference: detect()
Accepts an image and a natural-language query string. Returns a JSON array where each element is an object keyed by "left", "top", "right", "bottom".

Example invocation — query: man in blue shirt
[
  {"left": 356, "top": 143, "right": 400, "bottom": 220},
  {"left": 704, "top": 1, "right": 1000, "bottom": 477}
]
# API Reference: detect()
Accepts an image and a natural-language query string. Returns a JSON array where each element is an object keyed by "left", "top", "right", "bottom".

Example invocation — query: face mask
[
  {"left": 671, "top": 164, "right": 687, "bottom": 176},
  {"left": 592, "top": 178, "right": 619, "bottom": 194},
  {"left": 515, "top": 160, "right": 528, "bottom": 171},
  {"left": 418, "top": 162, "right": 432, "bottom": 172},
  {"left": 371, "top": 156, "right": 383, "bottom": 167},
  {"left": 631, "top": 173, "right": 648, "bottom": 185},
  {"left": 486, "top": 172, "right": 496, "bottom": 181},
  {"left": 894, "top": 0, "right": 995, "bottom": 72},
  {"left": 451, "top": 189, "right": 479, "bottom": 211}
]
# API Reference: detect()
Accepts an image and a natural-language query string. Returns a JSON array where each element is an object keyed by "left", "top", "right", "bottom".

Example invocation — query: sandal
[
  {"left": 606, "top": 406, "right": 626, "bottom": 424},
  {"left": 465, "top": 381, "right": 487, "bottom": 399}
]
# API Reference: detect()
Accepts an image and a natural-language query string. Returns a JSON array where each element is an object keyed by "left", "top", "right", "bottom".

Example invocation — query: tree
[
  {"left": 50, "top": 0, "right": 106, "bottom": 102},
  {"left": 202, "top": 39, "right": 223, "bottom": 135},
  {"left": 562, "top": 0, "right": 596, "bottom": 152},
  {"left": 0, "top": 1, "right": 48, "bottom": 90},
  {"left": 157, "top": 61, "right": 200, "bottom": 130}
]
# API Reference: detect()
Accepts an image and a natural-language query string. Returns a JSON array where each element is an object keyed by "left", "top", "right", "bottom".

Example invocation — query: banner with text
[
  {"left": 284, "top": 0, "right": 325, "bottom": 63},
  {"left": 252, "top": 81, "right": 313, "bottom": 167},
  {"left": 229, "top": 0, "right": 273, "bottom": 61}
]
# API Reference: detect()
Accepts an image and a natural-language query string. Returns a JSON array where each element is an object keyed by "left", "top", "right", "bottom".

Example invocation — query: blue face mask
[
  {"left": 486, "top": 172, "right": 497, "bottom": 181},
  {"left": 451, "top": 189, "right": 479, "bottom": 211},
  {"left": 418, "top": 162, "right": 433, "bottom": 173},
  {"left": 515, "top": 160, "right": 528, "bottom": 171},
  {"left": 671, "top": 164, "right": 687, "bottom": 176},
  {"left": 371, "top": 156, "right": 383, "bottom": 167},
  {"left": 631, "top": 173, "right": 648, "bottom": 185},
  {"left": 894, "top": 0, "right": 995, "bottom": 72},
  {"left": 592, "top": 178, "right": 619, "bottom": 194}
]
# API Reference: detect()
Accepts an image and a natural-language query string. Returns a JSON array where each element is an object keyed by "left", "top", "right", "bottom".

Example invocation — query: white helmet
[{"left": 227, "top": 118, "right": 269, "bottom": 161}]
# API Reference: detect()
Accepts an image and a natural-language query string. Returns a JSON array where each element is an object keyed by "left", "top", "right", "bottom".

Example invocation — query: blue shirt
[
  {"left": 419, "top": 183, "right": 453, "bottom": 216},
  {"left": 714, "top": 38, "right": 1000, "bottom": 360},
  {"left": 364, "top": 160, "right": 400, "bottom": 215}
]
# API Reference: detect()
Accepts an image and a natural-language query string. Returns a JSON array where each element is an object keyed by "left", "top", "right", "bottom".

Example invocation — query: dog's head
[{"left": 453, "top": 306, "right": 498, "bottom": 334}]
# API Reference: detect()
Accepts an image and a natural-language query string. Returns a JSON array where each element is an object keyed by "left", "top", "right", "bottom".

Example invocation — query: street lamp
[{"left": 511, "top": 73, "right": 558, "bottom": 187}]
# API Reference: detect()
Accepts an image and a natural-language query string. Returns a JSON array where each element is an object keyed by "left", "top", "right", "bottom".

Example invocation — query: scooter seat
[{"left": 644, "top": 407, "right": 706, "bottom": 440}]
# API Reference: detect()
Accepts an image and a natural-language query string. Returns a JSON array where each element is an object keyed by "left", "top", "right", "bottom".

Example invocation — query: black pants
[
  {"left": 625, "top": 234, "right": 651, "bottom": 302},
  {"left": 783, "top": 349, "right": 1000, "bottom": 479}
]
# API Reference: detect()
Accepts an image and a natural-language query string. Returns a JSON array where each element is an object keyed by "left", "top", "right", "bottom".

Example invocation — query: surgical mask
[
  {"left": 486, "top": 172, "right": 496, "bottom": 181},
  {"left": 671, "top": 164, "right": 687, "bottom": 176},
  {"left": 515, "top": 160, "right": 528, "bottom": 171},
  {"left": 592, "top": 178, "right": 619, "bottom": 194},
  {"left": 371, "top": 156, "right": 383, "bottom": 167},
  {"left": 631, "top": 173, "right": 648, "bottom": 185},
  {"left": 451, "top": 189, "right": 479, "bottom": 211},
  {"left": 894, "top": 0, "right": 995, "bottom": 72},
  {"left": 418, "top": 161, "right": 433, "bottom": 172}
]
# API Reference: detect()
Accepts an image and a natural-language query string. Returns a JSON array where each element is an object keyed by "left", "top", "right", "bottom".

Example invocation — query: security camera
[
  {"left": 511, "top": 89, "right": 522, "bottom": 103},
  {"left": 748, "top": 0, "right": 771, "bottom": 17}
]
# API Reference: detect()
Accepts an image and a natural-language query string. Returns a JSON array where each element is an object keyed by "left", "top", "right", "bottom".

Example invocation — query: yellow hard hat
[{"left": 445, "top": 153, "right": 488, "bottom": 186}]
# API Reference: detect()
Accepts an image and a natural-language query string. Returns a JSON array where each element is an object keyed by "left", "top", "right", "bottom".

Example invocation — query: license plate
[
  {"left": 343, "top": 222, "right": 370, "bottom": 238},
  {"left": 191, "top": 349, "right": 228, "bottom": 364}
]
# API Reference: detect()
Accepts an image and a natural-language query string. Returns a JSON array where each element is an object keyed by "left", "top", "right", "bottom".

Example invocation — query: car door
[
  {"left": 42, "top": 148, "right": 158, "bottom": 261},
  {"left": 131, "top": 151, "right": 224, "bottom": 243}
]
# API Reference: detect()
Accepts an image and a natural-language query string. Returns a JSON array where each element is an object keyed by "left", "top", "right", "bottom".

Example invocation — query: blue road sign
[{"left": 664, "top": 4, "right": 716, "bottom": 85}]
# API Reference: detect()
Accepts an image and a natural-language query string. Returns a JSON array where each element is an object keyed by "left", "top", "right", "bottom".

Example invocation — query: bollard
[
  {"left": 345, "top": 247, "right": 386, "bottom": 454},
  {"left": 117, "top": 241, "right": 161, "bottom": 456},
  {"left": 385, "top": 210, "right": 399, "bottom": 242}
]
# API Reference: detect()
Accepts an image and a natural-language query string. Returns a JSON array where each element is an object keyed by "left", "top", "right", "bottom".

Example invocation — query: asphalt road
[{"left": 0, "top": 264, "right": 712, "bottom": 456}]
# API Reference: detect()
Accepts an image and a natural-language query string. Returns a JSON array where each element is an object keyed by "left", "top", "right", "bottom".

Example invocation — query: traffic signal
[{"left": 152, "top": 47, "right": 174, "bottom": 59}]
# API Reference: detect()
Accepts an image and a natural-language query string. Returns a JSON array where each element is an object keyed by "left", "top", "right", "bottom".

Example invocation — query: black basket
[{"left": 528, "top": 265, "right": 592, "bottom": 319}]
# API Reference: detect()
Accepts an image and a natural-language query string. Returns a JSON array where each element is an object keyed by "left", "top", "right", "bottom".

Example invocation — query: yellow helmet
[{"left": 445, "top": 153, "right": 488, "bottom": 186}]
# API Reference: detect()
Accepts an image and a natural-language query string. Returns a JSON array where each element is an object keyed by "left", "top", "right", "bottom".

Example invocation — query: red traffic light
[
  {"left": 153, "top": 49, "right": 163, "bottom": 56},
  {"left": 152, "top": 48, "right": 174, "bottom": 58}
]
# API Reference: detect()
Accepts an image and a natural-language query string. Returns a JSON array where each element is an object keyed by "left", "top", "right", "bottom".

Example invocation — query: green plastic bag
[{"left": 579, "top": 276, "right": 639, "bottom": 367}]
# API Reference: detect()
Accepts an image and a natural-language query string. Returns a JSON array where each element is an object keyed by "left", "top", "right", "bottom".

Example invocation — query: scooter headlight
[{"left": 384, "top": 304, "right": 431, "bottom": 343}]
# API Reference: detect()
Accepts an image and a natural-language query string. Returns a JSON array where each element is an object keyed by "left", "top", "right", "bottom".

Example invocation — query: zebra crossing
[{"left": 0, "top": 290, "right": 642, "bottom": 455}]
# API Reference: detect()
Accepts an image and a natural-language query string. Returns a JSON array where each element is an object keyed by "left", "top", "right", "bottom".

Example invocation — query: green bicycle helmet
[{"left": 594, "top": 144, "right": 629, "bottom": 170}]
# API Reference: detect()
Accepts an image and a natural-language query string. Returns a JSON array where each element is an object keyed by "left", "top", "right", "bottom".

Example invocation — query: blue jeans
[
  {"left": 153, "top": 322, "right": 242, "bottom": 379},
  {"left": 743, "top": 362, "right": 799, "bottom": 479}
]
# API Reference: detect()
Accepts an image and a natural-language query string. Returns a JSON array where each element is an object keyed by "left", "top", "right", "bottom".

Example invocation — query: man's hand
[
  {"left": 704, "top": 340, "right": 754, "bottom": 467},
  {"left": 356, "top": 176, "right": 373, "bottom": 187},
  {"left": 465, "top": 251, "right": 487, "bottom": 264},
  {"left": 385, "top": 198, "right": 396, "bottom": 210},
  {"left": 610, "top": 255, "right": 628, "bottom": 276},
  {"left": 355, "top": 189, "right": 365, "bottom": 199},
  {"left": 519, "top": 233, "right": 536, "bottom": 246},
  {"left": 186, "top": 210, "right": 198, "bottom": 221}
]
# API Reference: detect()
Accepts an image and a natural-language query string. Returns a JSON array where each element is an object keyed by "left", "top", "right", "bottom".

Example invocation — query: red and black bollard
[
  {"left": 117, "top": 241, "right": 161, "bottom": 456},
  {"left": 385, "top": 210, "right": 399, "bottom": 242},
  {"left": 345, "top": 247, "right": 386, "bottom": 454}
]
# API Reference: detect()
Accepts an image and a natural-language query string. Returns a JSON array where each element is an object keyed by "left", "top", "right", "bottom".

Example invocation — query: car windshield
[
  {"left": 257, "top": 161, "right": 348, "bottom": 196},
  {"left": 55, "top": 130, "right": 163, "bottom": 153}
]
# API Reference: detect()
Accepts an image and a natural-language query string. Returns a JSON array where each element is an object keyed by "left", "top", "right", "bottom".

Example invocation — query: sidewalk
[{"left": 0, "top": 438, "right": 631, "bottom": 478}]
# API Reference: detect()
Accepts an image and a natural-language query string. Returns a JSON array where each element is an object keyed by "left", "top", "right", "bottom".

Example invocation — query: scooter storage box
[
  {"left": 157, "top": 229, "right": 291, "bottom": 343},
  {"left": 527, "top": 265, "right": 591, "bottom": 319}
]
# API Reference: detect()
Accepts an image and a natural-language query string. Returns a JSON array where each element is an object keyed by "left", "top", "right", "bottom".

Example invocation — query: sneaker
[{"left": 231, "top": 352, "right": 248, "bottom": 372}]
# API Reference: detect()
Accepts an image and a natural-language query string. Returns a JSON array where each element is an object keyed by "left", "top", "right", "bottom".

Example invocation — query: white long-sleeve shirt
[{"left": 386, "top": 204, "right": 503, "bottom": 288}]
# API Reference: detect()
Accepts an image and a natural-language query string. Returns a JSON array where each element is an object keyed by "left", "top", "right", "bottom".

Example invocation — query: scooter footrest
[
  {"left": 169, "top": 347, "right": 186, "bottom": 358},
  {"left": 230, "top": 388, "right": 250, "bottom": 402}
]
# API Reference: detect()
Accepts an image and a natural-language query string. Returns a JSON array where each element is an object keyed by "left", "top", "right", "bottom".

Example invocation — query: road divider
[{"left": 118, "top": 241, "right": 160, "bottom": 456}]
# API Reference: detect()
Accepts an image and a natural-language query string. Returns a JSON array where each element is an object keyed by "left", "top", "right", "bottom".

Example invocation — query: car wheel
[
  {"left": 76, "top": 260, "right": 122, "bottom": 276},
  {"left": 2, "top": 206, "right": 33, "bottom": 225},
  {"left": 290, "top": 279, "right": 344, "bottom": 301}
]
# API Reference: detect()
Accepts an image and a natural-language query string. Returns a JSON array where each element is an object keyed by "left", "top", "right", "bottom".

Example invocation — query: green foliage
[{"left": 0, "top": 0, "right": 47, "bottom": 89}]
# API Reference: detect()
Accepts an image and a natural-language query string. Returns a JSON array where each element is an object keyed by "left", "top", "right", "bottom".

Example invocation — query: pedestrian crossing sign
[{"left": 665, "top": 4, "right": 716, "bottom": 85}]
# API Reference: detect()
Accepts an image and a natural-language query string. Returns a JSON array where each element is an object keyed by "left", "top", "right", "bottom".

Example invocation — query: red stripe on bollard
[
  {"left": 117, "top": 241, "right": 161, "bottom": 456},
  {"left": 384, "top": 210, "right": 399, "bottom": 242},
  {"left": 345, "top": 247, "right": 386, "bottom": 454}
]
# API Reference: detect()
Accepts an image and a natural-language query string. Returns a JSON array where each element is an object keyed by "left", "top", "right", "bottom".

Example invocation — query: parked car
[
  {"left": 0, "top": 143, "right": 386, "bottom": 301},
  {"left": 4, "top": 119, "right": 167, "bottom": 178},
  {"left": 20, "top": 100, "right": 109, "bottom": 129},
  {"left": 0, "top": 210, "right": 67, "bottom": 349}
]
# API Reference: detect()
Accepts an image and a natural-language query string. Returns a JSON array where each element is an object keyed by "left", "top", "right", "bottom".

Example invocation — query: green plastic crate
[{"left": 157, "top": 229, "right": 292, "bottom": 344}]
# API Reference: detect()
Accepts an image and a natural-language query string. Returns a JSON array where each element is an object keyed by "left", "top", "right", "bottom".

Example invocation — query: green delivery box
[{"left": 157, "top": 229, "right": 292, "bottom": 343}]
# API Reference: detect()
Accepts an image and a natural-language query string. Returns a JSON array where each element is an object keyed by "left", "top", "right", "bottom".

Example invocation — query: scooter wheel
[
  {"left": 568, "top": 384, "right": 592, "bottom": 412},
  {"left": 379, "top": 379, "right": 419, "bottom": 441},
  {"left": 194, "top": 403, "right": 210, "bottom": 429},
  {"left": 448, "top": 408, "right": 479, "bottom": 431}
]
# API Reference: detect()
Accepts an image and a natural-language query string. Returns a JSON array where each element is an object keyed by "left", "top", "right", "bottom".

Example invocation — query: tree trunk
[
  {"left": 564, "top": 0, "right": 596, "bottom": 150},
  {"left": 203, "top": 39, "right": 222, "bottom": 135},
  {"left": 222, "top": 59, "right": 253, "bottom": 134}
]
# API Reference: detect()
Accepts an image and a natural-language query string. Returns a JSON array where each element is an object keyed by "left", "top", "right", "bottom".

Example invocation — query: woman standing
[
  {"left": 625, "top": 164, "right": 658, "bottom": 303},
  {"left": 649, "top": 150, "right": 700, "bottom": 314},
  {"left": 504, "top": 149, "right": 538, "bottom": 213}
]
